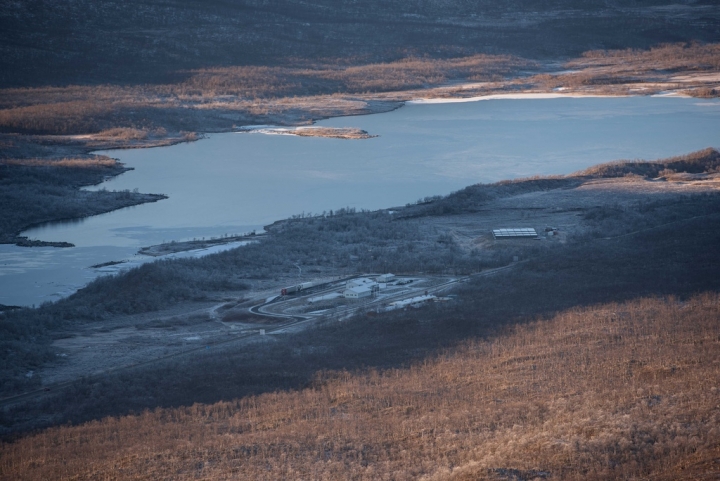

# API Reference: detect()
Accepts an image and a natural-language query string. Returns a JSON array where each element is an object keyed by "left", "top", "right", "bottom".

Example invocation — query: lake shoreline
[
  {"left": 3, "top": 49, "right": 719, "bottom": 250},
  {"left": 2, "top": 148, "right": 719, "bottom": 439},
  {"left": 5, "top": 95, "right": 718, "bottom": 309},
  {"left": 138, "top": 233, "right": 266, "bottom": 257}
]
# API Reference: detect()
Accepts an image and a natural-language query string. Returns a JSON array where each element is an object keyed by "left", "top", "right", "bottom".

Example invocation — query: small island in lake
[{"left": 238, "top": 126, "right": 376, "bottom": 139}]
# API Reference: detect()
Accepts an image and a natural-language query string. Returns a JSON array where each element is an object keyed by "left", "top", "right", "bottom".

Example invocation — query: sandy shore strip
[{"left": 407, "top": 92, "right": 624, "bottom": 104}]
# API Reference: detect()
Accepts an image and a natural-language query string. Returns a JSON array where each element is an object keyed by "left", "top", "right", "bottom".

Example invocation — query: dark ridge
[{"left": 2, "top": 0, "right": 719, "bottom": 88}]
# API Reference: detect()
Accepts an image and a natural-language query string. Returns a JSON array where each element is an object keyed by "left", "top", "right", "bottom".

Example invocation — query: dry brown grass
[
  {"left": 572, "top": 147, "right": 720, "bottom": 179},
  {"left": 175, "top": 55, "right": 523, "bottom": 98},
  {"left": 571, "top": 42, "right": 720, "bottom": 72},
  {"left": 94, "top": 127, "right": 149, "bottom": 140},
  {"left": 2, "top": 294, "right": 719, "bottom": 480},
  {"left": 684, "top": 87, "right": 720, "bottom": 98},
  {"left": 1, "top": 44, "right": 719, "bottom": 137},
  {"left": 292, "top": 127, "right": 373, "bottom": 139},
  {"left": 0, "top": 156, "right": 117, "bottom": 168},
  {"left": 0, "top": 55, "right": 524, "bottom": 135},
  {"left": 529, "top": 43, "right": 720, "bottom": 94}
]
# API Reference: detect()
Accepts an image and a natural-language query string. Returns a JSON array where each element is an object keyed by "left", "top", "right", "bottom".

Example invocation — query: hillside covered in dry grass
[
  {"left": 2, "top": 43, "right": 719, "bottom": 139},
  {"left": 2, "top": 294, "right": 718, "bottom": 480}
]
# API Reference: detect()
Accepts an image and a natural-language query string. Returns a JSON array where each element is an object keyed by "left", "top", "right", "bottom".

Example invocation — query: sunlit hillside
[{"left": 3, "top": 294, "right": 718, "bottom": 480}]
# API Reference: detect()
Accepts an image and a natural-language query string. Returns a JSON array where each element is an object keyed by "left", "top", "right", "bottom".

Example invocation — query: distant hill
[{"left": 2, "top": 0, "right": 720, "bottom": 87}]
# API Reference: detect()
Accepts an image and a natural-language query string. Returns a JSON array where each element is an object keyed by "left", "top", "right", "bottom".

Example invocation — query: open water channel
[{"left": 1, "top": 95, "right": 719, "bottom": 306}]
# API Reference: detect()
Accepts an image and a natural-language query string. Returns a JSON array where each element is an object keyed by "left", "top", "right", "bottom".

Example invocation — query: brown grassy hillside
[
  {"left": 3, "top": 42, "right": 718, "bottom": 138},
  {"left": 2, "top": 294, "right": 719, "bottom": 480},
  {"left": 0, "top": 54, "right": 522, "bottom": 135}
]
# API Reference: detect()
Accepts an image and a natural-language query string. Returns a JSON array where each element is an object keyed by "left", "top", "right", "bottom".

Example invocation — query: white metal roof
[{"left": 492, "top": 228, "right": 537, "bottom": 238}]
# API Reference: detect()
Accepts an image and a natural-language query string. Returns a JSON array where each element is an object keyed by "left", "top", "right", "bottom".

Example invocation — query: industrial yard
[
  {"left": 2, "top": 273, "right": 459, "bottom": 403},
  {"left": 5, "top": 262, "right": 539, "bottom": 416},
  {"left": 256, "top": 273, "right": 456, "bottom": 320}
]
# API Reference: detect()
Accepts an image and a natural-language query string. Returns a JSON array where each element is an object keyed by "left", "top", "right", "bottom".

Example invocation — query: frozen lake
[{"left": 2, "top": 95, "right": 719, "bottom": 306}]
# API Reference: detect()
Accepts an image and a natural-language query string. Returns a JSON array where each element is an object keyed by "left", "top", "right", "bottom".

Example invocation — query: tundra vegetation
[
  {"left": 0, "top": 55, "right": 523, "bottom": 136},
  {"left": 1, "top": 150, "right": 719, "bottom": 447},
  {"left": 1, "top": 42, "right": 718, "bottom": 252},
  {"left": 3, "top": 0, "right": 720, "bottom": 87},
  {"left": 2, "top": 294, "right": 718, "bottom": 480},
  {"left": 2, "top": 1, "right": 720, "bottom": 476},
  {"left": 528, "top": 42, "right": 720, "bottom": 95},
  {"left": 1, "top": 43, "right": 719, "bottom": 138}
]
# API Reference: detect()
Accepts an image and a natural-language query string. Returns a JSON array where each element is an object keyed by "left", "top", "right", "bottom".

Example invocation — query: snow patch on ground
[{"left": 408, "top": 92, "right": 621, "bottom": 104}]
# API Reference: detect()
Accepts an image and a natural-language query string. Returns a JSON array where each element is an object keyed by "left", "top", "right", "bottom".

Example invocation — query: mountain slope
[{"left": 2, "top": 0, "right": 719, "bottom": 87}]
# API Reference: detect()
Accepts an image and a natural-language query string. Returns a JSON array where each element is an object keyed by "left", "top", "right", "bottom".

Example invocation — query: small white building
[
  {"left": 376, "top": 273, "right": 395, "bottom": 283},
  {"left": 344, "top": 286, "right": 373, "bottom": 299}
]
